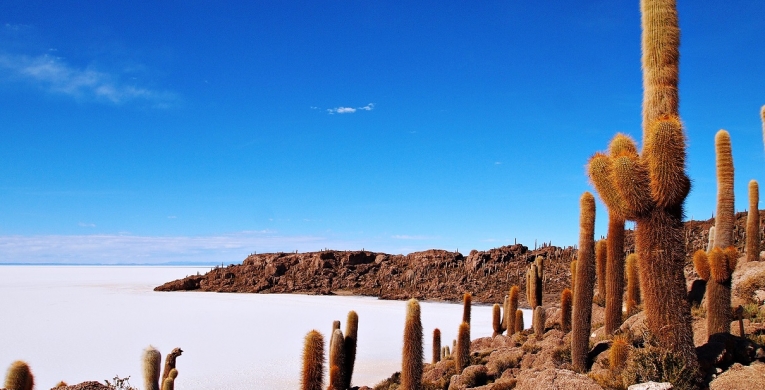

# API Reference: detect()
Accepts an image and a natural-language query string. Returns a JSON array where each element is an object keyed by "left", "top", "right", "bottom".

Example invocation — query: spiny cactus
[
  {"left": 302, "top": 330, "right": 324, "bottom": 390},
  {"left": 401, "top": 298, "right": 423, "bottom": 390},
  {"left": 585, "top": 0, "right": 697, "bottom": 369},
  {"left": 328, "top": 329, "right": 345, "bottom": 390},
  {"left": 693, "top": 250, "right": 710, "bottom": 281},
  {"left": 143, "top": 346, "right": 162, "bottom": 390},
  {"left": 526, "top": 258, "right": 544, "bottom": 308},
  {"left": 561, "top": 288, "right": 572, "bottom": 333},
  {"left": 455, "top": 322, "right": 471, "bottom": 373},
  {"left": 609, "top": 336, "right": 630, "bottom": 371},
  {"left": 507, "top": 286, "right": 519, "bottom": 334},
  {"left": 492, "top": 304, "right": 504, "bottom": 337},
  {"left": 625, "top": 253, "right": 640, "bottom": 316},
  {"left": 605, "top": 211, "right": 626, "bottom": 334},
  {"left": 432, "top": 328, "right": 441, "bottom": 364},
  {"left": 572, "top": 192, "right": 595, "bottom": 372},
  {"left": 161, "top": 347, "right": 183, "bottom": 386},
  {"left": 706, "top": 247, "right": 738, "bottom": 336},
  {"left": 4, "top": 360, "right": 34, "bottom": 390},
  {"left": 533, "top": 306, "right": 545, "bottom": 338},
  {"left": 707, "top": 226, "right": 716, "bottom": 253},
  {"left": 343, "top": 311, "right": 358, "bottom": 389},
  {"left": 462, "top": 292, "right": 472, "bottom": 325},
  {"left": 715, "top": 130, "right": 735, "bottom": 250},
  {"left": 747, "top": 180, "right": 760, "bottom": 262},
  {"left": 515, "top": 309, "right": 524, "bottom": 333},
  {"left": 595, "top": 240, "right": 607, "bottom": 304},
  {"left": 570, "top": 260, "right": 577, "bottom": 293}
]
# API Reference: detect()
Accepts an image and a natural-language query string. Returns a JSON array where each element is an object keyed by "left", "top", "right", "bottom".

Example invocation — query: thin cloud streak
[
  {"left": 326, "top": 103, "right": 375, "bottom": 114},
  {"left": 0, "top": 53, "right": 177, "bottom": 106}
]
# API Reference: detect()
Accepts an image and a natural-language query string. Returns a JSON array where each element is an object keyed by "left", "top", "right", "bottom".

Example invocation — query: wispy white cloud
[
  {"left": 325, "top": 103, "right": 375, "bottom": 114},
  {"left": 0, "top": 232, "right": 354, "bottom": 264},
  {"left": 78, "top": 222, "right": 96, "bottom": 228},
  {"left": 0, "top": 53, "right": 178, "bottom": 106},
  {"left": 391, "top": 235, "right": 436, "bottom": 240}
]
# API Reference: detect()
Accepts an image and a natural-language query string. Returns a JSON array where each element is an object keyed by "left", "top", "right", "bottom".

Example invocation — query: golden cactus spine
[
  {"left": 328, "top": 329, "right": 345, "bottom": 390},
  {"left": 747, "top": 180, "right": 760, "bottom": 262},
  {"left": 693, "top": 250, "right": 710, "bottom": 282},
  {"left": 432, "top": 328, "right": 441, "bottom": 364},
  {"left": 507, "top": 286, "right": 519, "bottom": 334},
  {"left": 533, "top": 306, "right": 545, "bottom": 338},
  {"left": 143, "top": 346, "right": 161, "bottom": 390},
  {"left": 462, "top": 292, "right": 472, "bottom": 325},
  {"left": 560, "top": 288, "right": 572, "bottom": 333},
  {"left": 609, "top": 336, "right": 630, "bottom": 370},
  {"left": 514, "top": 309, "right": 524, "bottom": 333},
  {"left": 302, "top": 330, "right": 324, "bottom": 390},
  {"left": 455, "top": 322, "right": 470, "bottom": 373},
  {"left": 715, "top": 130, "right": 735, "bottom": 249},
  {"left": 641, "top": 0, "right": 679, "bottom": 131},
  {"left": 595, "top": 240, "right": 607, "bottom": 304},
  {"left": 401, "top": 299, "right": 423, "bottom": 390},
  {"left": 605, "top": 214, "right": 626, "bottom": 334},
  {"left": 492, "top": 304, "right": 503, "bottom": 337},
  {"left": 572, "top": 192, "right": 595, "bottom": 372},
  {"left": 4, "top": 361, "right": 34, "bottom": 390},
  {"left": 343, "top": 311, "right": 358, "bottom": 389},
  {"left": 625, "top": 253, "right": 640, "bottom": 316},
  {"left": 706, "top": 247, "right": 737, "bottom": 336}
]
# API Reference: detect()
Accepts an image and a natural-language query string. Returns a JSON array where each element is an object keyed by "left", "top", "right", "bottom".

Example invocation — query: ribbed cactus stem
[
  {"left": 625, "top": 253, "right": 640, "bottom": 316},
  {"left": 595, "top": 240, "right": 607, "bottom": 304},
  {"left": 143, "top": 346, "right": 161, "bottom": 390},
  {"left": 641, "top": 0, "right": 679, "bottom": 130},
  {"left": 462, "top": 293, "right": 472, "bottom": 325},
  {"left": 328, "top": 329, "right": 345, "bottom": 390},
  {"left": 609, "top": 336, "right": 630, "bottom": 370},
  {"left": 4, "top": 361, "right": 34, "bottom": 390},
  {"left": 572, "top": 192, "right": 595, "bottom": 372},
  {"left": 455, "top": 322, "right": 471, "bottom": 373},
  {"left": 507, "top": 286, "right": 519, "bottom": 334},
  {"left": 561, "top": 288, "right": 572, "bottom": 333},
  {"left": 401, "top": 299, "right": 423, "bottom": 390},
  {"left": 747, "top": 180, "right": 760, "bottom": 262},
  {"left": 302, "top": 330, "right": 324, "bottom": 390},
  {"left": 492, "top": 304, "right": 503, "bottom": 337},
  {"left": 605, "top": 213, "right": 626, "bottom": 334},
  {"left": 570, "top": 260, "right": 577, "bottom": 294},
  {"left": 533, "top": 306, "right": 545, "bottom": 339},
  {"left": 432, "top": 328, "right": 441, "bottom": 364},
  {"left": 514, "top": 309, "right": 524, "bottom": 334},
  {"left": 343, "top": 311, "right": 358, "bottom": 389},
  {"left": 715, "top": 130, "right": 735, "bottom": 249},
  {"left": 161, "top": 369, "right": 177, "bottom": 390}
]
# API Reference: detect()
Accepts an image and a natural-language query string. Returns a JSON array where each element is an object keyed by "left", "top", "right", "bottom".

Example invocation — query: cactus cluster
[{"left": 526, "top": 257, "right": 544, "bottom": 308}]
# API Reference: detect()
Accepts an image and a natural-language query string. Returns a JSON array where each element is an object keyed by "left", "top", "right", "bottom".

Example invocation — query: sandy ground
[{"left": 0, "top": 266, "right": 532, "bottom": 389}]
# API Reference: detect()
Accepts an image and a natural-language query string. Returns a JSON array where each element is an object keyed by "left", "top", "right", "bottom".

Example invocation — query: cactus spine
[
  {"left": 4, "top": 361, "right": 34, "bottom": 390},
  {"left": 432, "top": 328, "right": 441, "bottom": 364},
  {"left": 715, "top": 130, "right": 735, "bottom": 249},
  {"left": 514, "top": 309, "right": 524, "bottom": 333},
  {"left": 492, "top": 304, "right": 503, "bottom": 337},
  {"left": 693, "top": 250, "right": 710, "bottom": 282},
  {"left": 595, "top": 240, "right": 607, "bottom": 304},
  {"left": 302, "top": 330, "right": 324, "bottom": 390},
  {"left": 747, "top": 180, "right": 760, "bottom": 262},
  {"left": 625, "top": 253, "right": 640, "bottom": 316},
  {"left": 609, "top": 336, "right": 630, "bottom": 370},
  {"left": 328, "top": 329, "right": 345, "bottom": 390},
  {"left": 561, "top": 288, "right": 572, "bottom": 333},
  {"left": 462, "top": 292, "right": 472, "bottom": 325},
  {"left": 455, "top": 322, "right": 470, "bottom": 373},
  {"left": 343, "top": 311, "right": 358, "bottom": 389},
  {"left": 605, "top": 213, "right": 626, "bottom": 334},
  {"left": 143, "top": 346, "right": 161, "bottom": 390},
  {"left": 507, "top": 286, "right": 519, "bottom": 334},
  {"left": 401, "top": 298, "right": 423, "bottom": 390},
  {"left": 572, "top": 192, "right": 595, "bottom": 372},
  {"left": 533, "top": 306, "right": 545, "bottom": 338}
]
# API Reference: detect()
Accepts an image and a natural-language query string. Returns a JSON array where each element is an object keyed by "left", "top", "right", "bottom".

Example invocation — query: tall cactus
[
  {"left": 585, "top": 0, "right": 697, "bottom": 370},
  {"left": 595, "top": 240, "right": 607, "bottom": 304},
  {"left": 625, "top": 253, "right": 640, "bottom": 316},
  {"left": 492, "top": 304, "right": 504, "bottom": 337},
  {"left": 302, "top": 330, "right": 324, "bottom": 390},
  {"left": 4, "top": 361, "right": 34, "bottom": 390},
  {"left": 507, "top": 286, "right": 519, "bottom": 334},
  {"left": 432, "top": 328, "right": 441, "bottom": 364},
  {"left": 571, "top": 192, "right": 596, "bottom": 372},
  {"left": 343, "top": 311, "right": 358, "bottom": 389},
  {"left": 715, "top": 130, "right": 735, "bottom": 249},
  {"left": 747, "top": 180, "right": 760, "bottom": 262},
  {"left": 462, "top": 293, "right": 472, "bottom": 325},
  {"left": 401, "top": 299, "right": 423, "bottom": 390},
  {"left": 143, "top": 346, "right": 161, "bottom": 390},
  {"left": 533, "top": 306, "right": 546, "bottom": 338},
  {"left": 560, "top": 288, "right": 572, "bottom": 333},
  {"left": 455, "top": 322, "right": 471, "bottom": 373},
  {"left": 526, "top": 261, "right": 543, "bottom": 308},
  {"left": 328, "top": 329, "right": 345, "bottom": 390},
  {"left": 605, "top": 213, "right": 626, "bottom": 334}
]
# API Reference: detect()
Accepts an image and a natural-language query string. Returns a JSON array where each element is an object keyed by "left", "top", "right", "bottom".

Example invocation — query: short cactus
[
  {"left": 4, "top": 360, "right": 34, "bottom": 390},
  {"left": 533, "top": 306, "right": 545, "bottom": 338},
  {"left": 706, "top": 247, "right": 737, "bottom": 336},
  {"left": 455, "top": 322, "right": 470, "bottom": 373},
  {"left": 401, "top": 298, "right": 423, "bottom": 390},
  {"left": 609, "top": 336, "right": 630, "bottom": 370},
  {"left": 432, "top": 328, "right": 441, "bottom": 364},
  {"left": 328, "top": 329, "right": 345, "bottom": 390},
  {"left": 161, "top": 369, "right": 177, "bottom": 390},
  {"left": 492, "top": 304, "right": 504, "bottom": 337},
  {"left": 560, "top": 288, "right": 572, "bottom": 333},
  {"left": 302, "top": 330, "right": 324, "bottom": 390},
  {"left": 507, "top": 286, "right": 519, "bottom": 334},
  {"left": 514, "top": 309, "right": 524, "bottom": 333},
  {"left": 143, "top": 346, "right": 162, "bottom": 390},
  {"left": 526, "top": 260, "right": 543, "bottom": 308},
  {"left": 747, "top": 180, "right": 760, "bottom": 262},
  {"left": 161, "top": 347, "right": 182, "bottom": 386}
]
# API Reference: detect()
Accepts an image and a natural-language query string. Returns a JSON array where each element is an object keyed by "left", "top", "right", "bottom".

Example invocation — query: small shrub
[
  {"left": 734, "top": 268, "right": 765, "bottom": 304},
  {"left": 742, "top": 303, "right": 764, "bottom": 323},
  {"left": 621, "top": 346, "right": 697, "bottom": 390},
  {"left": 551, "top": 344, "right": 572, "bottom": 365},
  {"left": 372, "top": 372, "right": 400, "bottom": 390},
  {"left": 691, "top": 303, "right": 706, "bottom": 318},
  {"left": 589, "top": 370, "right": 626, "bottom": 390}
]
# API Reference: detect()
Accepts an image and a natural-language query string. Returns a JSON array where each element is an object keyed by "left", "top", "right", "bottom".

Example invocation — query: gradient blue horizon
[{"left": 1, "top": 1, "right": 763, "bottom": 264}]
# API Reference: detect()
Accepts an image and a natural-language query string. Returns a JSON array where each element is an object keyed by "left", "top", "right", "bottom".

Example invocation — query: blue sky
[{"left": 0, "top": 1, "right": 763, "bottom": 264}]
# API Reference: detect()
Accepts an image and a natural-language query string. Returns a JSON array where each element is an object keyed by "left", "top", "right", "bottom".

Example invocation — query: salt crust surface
[{"left": 0, "top": 266, "right": 532, "bottom": 389}]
